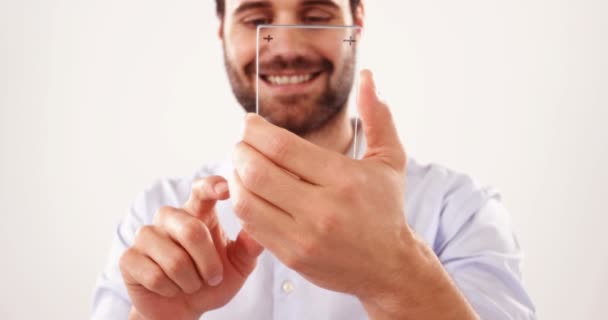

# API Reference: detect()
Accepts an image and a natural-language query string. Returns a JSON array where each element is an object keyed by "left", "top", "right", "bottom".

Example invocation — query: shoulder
[
  {"left": 407, "top": 156, "right": 500, "bottom": 212},
  {"left": 405, "top": 157, "right": 506, "bottom": 247}
]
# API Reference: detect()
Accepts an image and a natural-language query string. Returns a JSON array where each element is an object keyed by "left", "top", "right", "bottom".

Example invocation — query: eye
[
  {"left": 242, "top": 16, "right": 272, "bottom": 27},
  {"left": 302, "top": 9, "right": 333, "bottom": 24},
  {"left": 303, "top": 15, "right": 331, "bottom": 23}
]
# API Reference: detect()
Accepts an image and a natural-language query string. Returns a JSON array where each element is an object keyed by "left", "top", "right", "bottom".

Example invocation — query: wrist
[
  {"left": 357, "top": 229, "right": 478, "bottom": 320},
  {"left": 128, "top": 307, "right": 203, "bottom": 320}
]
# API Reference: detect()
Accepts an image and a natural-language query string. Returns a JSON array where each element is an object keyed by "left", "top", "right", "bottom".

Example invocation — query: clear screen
[{"left": 256, "top": 25, "right": 363, "bottom": 158}]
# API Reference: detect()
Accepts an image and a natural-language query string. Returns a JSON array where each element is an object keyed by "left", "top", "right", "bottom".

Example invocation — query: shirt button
[{"left": 281, "top": 280, "right": 295, "bottom": 294}]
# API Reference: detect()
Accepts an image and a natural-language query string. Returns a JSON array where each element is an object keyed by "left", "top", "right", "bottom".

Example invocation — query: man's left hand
[
  {"left": 231, "top": 70, "right": 411, "bottom": 296},
  {"left": 231, "top": 70, "right": 478, "bottom": 319}
]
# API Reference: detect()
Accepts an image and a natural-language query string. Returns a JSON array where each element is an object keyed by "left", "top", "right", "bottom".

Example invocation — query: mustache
[{"left": 246, "top": 55, "right": 333, "bottom": 75}]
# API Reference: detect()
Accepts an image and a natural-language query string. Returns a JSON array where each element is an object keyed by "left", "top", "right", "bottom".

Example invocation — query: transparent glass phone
[{"left": 256, "top": 25, "right": 363, "bottom": 159}]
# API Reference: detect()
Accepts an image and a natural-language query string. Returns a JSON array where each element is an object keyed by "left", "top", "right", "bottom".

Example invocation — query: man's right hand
[{"left": 119, "top": 176, "right": 263, "bottom": 320}]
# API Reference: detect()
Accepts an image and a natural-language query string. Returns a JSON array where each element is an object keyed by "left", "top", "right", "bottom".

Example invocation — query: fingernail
[
  {"left": 208, "top": 274, "right": 223, "bottom": 287},
  {"left": 214, "top": 181, "right": 228, "bottom": 195}
]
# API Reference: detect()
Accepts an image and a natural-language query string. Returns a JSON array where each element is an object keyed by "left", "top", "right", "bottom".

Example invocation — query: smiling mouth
[{"left": 259, "top": 71, "right": 324, "bottom": 86}]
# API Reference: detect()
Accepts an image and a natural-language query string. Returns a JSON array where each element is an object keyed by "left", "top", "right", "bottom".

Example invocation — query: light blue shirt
[{"left": 91, "top": 132, "right": 535, "bottom": 319}]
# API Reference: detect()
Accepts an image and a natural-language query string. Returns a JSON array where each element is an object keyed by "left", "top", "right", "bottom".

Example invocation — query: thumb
[
  {"left": 228, "top": 229, "right": 264, "bottom": 277},
  {"left": 357, "top": 69, "right": 406, "bottom": 169}
]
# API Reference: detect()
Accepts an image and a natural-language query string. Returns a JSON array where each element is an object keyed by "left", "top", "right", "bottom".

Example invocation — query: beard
[{"left": 223, "top": 46, "right": 356, "bottom": 136}]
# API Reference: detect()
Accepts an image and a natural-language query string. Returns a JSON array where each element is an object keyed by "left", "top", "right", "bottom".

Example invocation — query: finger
[
  {"left": 120, "top": 247, "right": 180, "bottom": 298},
  {"left": 183, "top": 175, "right": 229, "bottom": 226},
  {"left": 227, "top": 230, "right": 264, "bottom": 277},
  {"left": 155, "top": 207, "right": 225, "bottom": 287},
  {"left": 357, "top": 69, "right": 406, "bottom": 170},
  {"left": 134, "top": 225, "right": 203, "bottom": 294},
  {"left": 231, "top": 170, "right": 295, "bottom": 258},
  {"left": 241, "top": 113, "right": 345, "bottom": 185},
  {"left": 233, "top": 141, "right": 320, "bottom": 217}
]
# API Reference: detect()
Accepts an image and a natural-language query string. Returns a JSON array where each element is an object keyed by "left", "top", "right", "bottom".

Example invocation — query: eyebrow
[
  {"left": 233, "top": 0, "right": 341, "bottom": 16},
  {"left": 301, "top": 0, "right": 341, "bottom": 11},
  {"left": 233, "top": 1, "right": 273, "bottom": 16}
]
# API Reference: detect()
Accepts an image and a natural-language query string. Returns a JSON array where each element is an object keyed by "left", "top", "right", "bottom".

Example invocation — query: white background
[{"left": 1, "top": 0, "right": 606, "bottom": 319}]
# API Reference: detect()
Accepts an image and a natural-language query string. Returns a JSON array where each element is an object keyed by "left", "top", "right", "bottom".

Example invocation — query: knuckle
[
  {"left": 191, "top": 279, "right": 203, "bottom": 292},
  {"left": 394, "top": 149, "right": 407, "bottom": 171},
  {"left": 134, "top": 225, "right": 154, "bottom": 244},
  {"left": 190, "top": 181, "right": 203, "bottom": 199},
  {"left": 159, "top": 205, "right": 174, "bottom": 214},
  {"left": 243, "top": 113, "right": 257, "bottom": 134},
  {"left": 191, "top": 178, "right": 210, "bottom": 199},
  {"left": 336, "top": 169, "right": 366, "bottom": 197},
  {"left": 351, "top": 169, "right": 369, "bottom": 186},
  {"left": 233, "top": 195, "right": 251, "bottom": 220},
  {"left": 145, "top": 268, "right": 168, "bottom": 291},
  {"left": 336, "top": 177, "right": 356, "bottom": 196},
  {"left": 154, "top": 206, "right": 174, "bottom": 224},
  {"left": 297, "top": 237, "right": 319, "bottom": 257},
  {"left": 240, "top": 161, "right": 265, "bottom": 189},
  {"left": 316, "top": 214, "right": 339, "bottom": 235},
  {"left": 180, "top": 218, "right": 207, "bottom": 243},
  {"left": 165, "top": 252, "right": 190, "bottom": 275},
  {"left": 240, "top": 221, "right": 256, "bottom": 236},
  {"left": 205, "top": 262, "right": 223, "bottom": 279},
  {"left": 268, "top": 135, "right": 289, "bottom": 162},
  {"left": 118, "top": 248, "right": 135, "bottom": 273},
  {"left": 325, "top": 157, "right": 345, "bottom": 178}
]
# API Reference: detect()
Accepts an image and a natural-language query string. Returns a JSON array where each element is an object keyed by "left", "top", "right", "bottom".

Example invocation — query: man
[{"left": 92, "top": 0, "right": 535, "bottom": 319}]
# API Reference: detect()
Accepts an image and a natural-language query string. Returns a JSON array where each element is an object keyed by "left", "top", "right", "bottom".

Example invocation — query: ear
[
  {"left": 217, "top": 19, "right": 224, "bottom": 40},
  {"left": 354, "top": 1, "right": 365, "bottom": 28}
]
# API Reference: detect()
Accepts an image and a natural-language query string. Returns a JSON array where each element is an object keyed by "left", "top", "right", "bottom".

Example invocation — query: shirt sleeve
[
  {"left": 90, "top": 176, "right": 192, "bottom": 320},
  {"left": 90, "top": 165, "right": 220, "bottom": 319},
  {"left": 90, "top": 190, "right": 149, "bottom": 320},
  {"left": 434, "top": 178, "right": 536, "bottom": 320}
]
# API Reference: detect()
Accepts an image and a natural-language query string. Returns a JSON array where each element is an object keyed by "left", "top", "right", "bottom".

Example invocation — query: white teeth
[{"left": 266, "top": 74, "right": 313, "bottom": 85}]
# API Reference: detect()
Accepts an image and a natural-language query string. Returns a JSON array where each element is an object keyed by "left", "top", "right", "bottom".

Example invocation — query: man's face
[{"left": 221, "top": 0, "right": 358, "bottom": 136}]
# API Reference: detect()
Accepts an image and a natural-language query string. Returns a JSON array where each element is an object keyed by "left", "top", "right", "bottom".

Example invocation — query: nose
[{"left": 259, "top": 27, "right": 314, "bottom": 62}]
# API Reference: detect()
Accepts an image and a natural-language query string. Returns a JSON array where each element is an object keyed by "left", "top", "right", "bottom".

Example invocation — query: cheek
[
  {"left": 226, "top": 28, "right": 258, "bottom": 74},
  {"left": 312, "top": 32, "right": 351, "bottom": 73},
  {"left": 320, "top": 49, "right": 346, "bottom": 83}
]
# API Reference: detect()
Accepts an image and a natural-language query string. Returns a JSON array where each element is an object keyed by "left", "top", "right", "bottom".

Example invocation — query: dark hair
[{"left": 215, "top": 0, "right": 361, "bottom": 19}]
